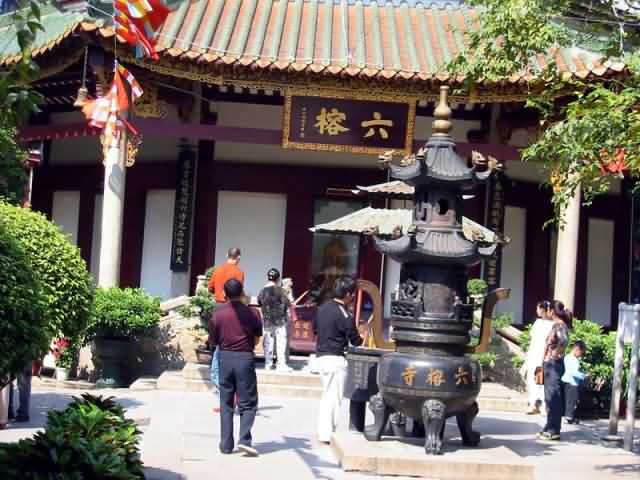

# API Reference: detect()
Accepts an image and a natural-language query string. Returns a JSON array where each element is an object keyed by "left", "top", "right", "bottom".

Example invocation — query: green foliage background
[
  {"left": 0, "top": 201, "right": 94, "bottom": 339},
  {"left": 0, "top": 1, "right": 44, "bottom": 204},
  {"left": 448, "top": 0, "right": 640, "bottom": 222},
  {"left": 0, "top": 217, "right": 48, "bottom": 385}
]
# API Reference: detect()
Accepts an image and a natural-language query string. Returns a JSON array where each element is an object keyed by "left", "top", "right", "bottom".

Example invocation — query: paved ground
[{"left": 0, "top": 385, "right": 638, "bottom": 480}]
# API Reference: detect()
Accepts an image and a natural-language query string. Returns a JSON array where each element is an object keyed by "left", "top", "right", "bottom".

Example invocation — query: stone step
[
  {"left": 156, "top": 371, "right": 213, "bottom": 393},
  {"left": 159, "top": 363, "right": 528, "bottom": 412},
  {"left": 257, "top": 370, "right": 322, "bottom": 388},
  {"left": 129, "top": 377, "right": 159, "bottom": 391},
  {"left": 157, "top": 370, "right": 323, "bottom": 398},
  {"left": 33, "top": 376, "right": 96, "bottom": 390}
]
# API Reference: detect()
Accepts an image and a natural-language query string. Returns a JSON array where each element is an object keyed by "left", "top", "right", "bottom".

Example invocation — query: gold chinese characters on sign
[
  {"left": 401, "top": 365, "right": 417, "bottom": 386},
  {"left": 283, "top": 89, "right": 416, "bottom": 155},
  {"left": 426, "top": 368, "right": 446, "bottom": 387},
  {"left": 455, "top": 366, "right": 471, "bottom": 385}
]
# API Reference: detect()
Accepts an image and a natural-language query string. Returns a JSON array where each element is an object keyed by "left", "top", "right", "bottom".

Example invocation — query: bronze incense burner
[{"left": 356, "top": 86, "right": 507, "bottom": 454}]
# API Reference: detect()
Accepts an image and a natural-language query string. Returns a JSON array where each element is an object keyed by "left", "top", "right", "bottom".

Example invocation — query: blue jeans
[{"left": 210, "top": 348, "right": 219, "bottom": 388}]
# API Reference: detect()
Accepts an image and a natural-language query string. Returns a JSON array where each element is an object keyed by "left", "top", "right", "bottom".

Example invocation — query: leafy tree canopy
[
  {"left": 448, "top": 0, "right": 640, "bottom": 222},
  {"left": 0, "top": 0, "right": 43, "bottom": 204}
]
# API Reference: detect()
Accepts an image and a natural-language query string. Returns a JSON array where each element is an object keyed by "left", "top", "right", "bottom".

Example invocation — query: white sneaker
[
  {"left": 238, "top": 444, "right": 259, "bottom": 457},
  {"left": 276, "top": 364, "right": 293, "bottom": 372}
]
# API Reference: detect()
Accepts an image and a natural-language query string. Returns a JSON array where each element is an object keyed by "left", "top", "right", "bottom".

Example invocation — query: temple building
[{"left": 1, "top": 0, "right": 634, "bottom": 328}]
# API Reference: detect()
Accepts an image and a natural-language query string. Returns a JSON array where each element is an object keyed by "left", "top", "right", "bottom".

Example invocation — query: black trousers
[
  {"left": 563, "top": 382, "right": 579, "bottom": 421},
  {"left": 543, "top": 360, "right": 565, "bottom": 435},
  {"left": 218, "top": 350, "right": 258, "bottom": 453}
]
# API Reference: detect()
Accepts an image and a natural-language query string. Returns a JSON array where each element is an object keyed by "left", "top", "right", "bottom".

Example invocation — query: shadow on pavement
[
  {"left": 145, "top": 466, "right": 183, "bottom": 480},
  {"left": 255, "top": 435, "right": 338, "bottom": 480},
  {"left": 595, "top": 462, "right": 640, "bottom": 475},
  {"left": 4, "top": 390, "right": 145, "bottom": 431}
]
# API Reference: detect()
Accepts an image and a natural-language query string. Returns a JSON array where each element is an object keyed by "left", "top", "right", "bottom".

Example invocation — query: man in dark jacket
[
  {"left": 209, "top": 279, "right": 263, "bottom": 456},
  {"left": 312, "top": 276, "right": 363, "bottom": 443}
]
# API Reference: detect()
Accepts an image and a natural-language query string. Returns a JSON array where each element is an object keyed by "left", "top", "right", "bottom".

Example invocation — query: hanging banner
[
  {"left": 483, "top": 175, "right": 505, "bottom": 290},
  {"left": 283, "top": 89, "right": 416, "bottom": 155},
  {"left": 170, "top": 149, "right": 196, "bottom": 271}
]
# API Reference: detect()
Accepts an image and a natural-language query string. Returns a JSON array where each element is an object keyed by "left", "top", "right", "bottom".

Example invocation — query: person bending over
[{"left": 312, "top": 276, "right": 364, "bottom": 444}]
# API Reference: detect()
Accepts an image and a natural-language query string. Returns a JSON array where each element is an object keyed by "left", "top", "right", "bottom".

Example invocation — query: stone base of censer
[{"left": 331, "top": 431, "right": 534, "bottom": 480}]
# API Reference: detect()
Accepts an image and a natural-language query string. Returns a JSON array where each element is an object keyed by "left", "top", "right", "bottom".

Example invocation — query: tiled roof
[
  {"left": 0, "top": 8, "right": 83, "bottom": 64},
  {"left": 0, "top": 1, "right": 627, "bottom": 83},
  {"left": 355, "top": 180, "right": 414, "bottom": 198},
  {"left": 311, "top": 206, "right": 412, "bottom": 235},
  {"left": 146, "top": 0, "right": 625, "bottom": 81}
]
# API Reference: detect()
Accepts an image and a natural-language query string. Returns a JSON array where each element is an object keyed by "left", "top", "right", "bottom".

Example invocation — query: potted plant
[
  {"left": 51, "top": 338, "right": 76, "bottom": 381},
  {"left": 467, "top": 278, "right": 488, "bottom": 311},
  {"left": 86, "top": 288, "right": 162, "bottom": 387},
  {"left": 179, "top": 270, "right": 217, "bottom": 365}
]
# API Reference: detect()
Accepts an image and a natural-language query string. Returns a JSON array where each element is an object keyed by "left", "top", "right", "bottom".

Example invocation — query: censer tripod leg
[
  {"left": 423, "top": 399, "right": 446, "bottom": 455},
  {"left": 456, "top": 401, "right": 481, "bottom": 446},
  {"left": 363, "top": 393, "right": 391, "bottom": 442}
]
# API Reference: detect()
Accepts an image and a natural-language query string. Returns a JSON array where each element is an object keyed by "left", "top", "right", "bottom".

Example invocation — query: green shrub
[
  {"left": 0, "top": 394, "right": 144, "bottom": 479},
  {"left": 472, "top": 352, "right": 497, "bottom": 369},
  {"left": 0, "top": 219, "right": 49, "bottom": 386},
  {"left": 568, "top": 319, "right": 633, "bottom": 396},
  {"left": 204, "top": 266, "right": 215, "bottom": 285},
  {"left": 86, "top": 287, "right": 162, "bottom": 342},
  {"left": 511, "top": 356, "right": 525, "bottom": 369},
  {"left": 179, "top": 287, "right": 216, "bottom": 326},
  {"left": 492, "top": 312, "right": 513, "bottom": 330},
  {"left": 467, "top": 278, "right": 488, "bottom": 296},
  {"left": 179, "top": 268, "right": 217, "bottom": 344},
  {"left": 0, "top": 201, "right": 94, "bottom": 339},
  {"left": 518, "top": 323, "right": 533, "bottom": 352}
]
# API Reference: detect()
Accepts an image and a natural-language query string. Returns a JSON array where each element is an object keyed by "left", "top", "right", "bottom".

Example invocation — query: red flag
[{"left": 114, "top": 0, "right": 170, "bottom": 61}]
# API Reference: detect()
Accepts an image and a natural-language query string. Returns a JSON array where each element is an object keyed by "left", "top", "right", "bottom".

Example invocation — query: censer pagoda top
[
  {"left": 379, "top": 86, "right": 498, "bottom": 192},
  {"left": 371, "top": 85, "right": 503, "bottom": 267}
]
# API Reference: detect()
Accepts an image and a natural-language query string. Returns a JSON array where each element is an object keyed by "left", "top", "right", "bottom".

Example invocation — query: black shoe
[
  {"left": 8, "top": 412, "right": 15, "bottom": 420},
  {"left": 14, "top": 415, "right": 29, "bottom": 423}
]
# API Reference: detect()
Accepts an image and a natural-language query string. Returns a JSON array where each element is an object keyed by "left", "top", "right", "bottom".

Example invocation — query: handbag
[{"left": 534, "top": 366, "right": 544, "bottom": 385}]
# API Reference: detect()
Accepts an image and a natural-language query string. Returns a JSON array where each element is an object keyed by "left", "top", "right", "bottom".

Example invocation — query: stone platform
[{"left": 332, "top": 431, "right": 534, "bottom": 480}]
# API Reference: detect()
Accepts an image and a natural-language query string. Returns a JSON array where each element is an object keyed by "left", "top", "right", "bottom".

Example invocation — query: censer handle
[
  {"left": 471, "top": 288, "right": 511, "bottom": 354},
  {"left": 356, "top": 279, "right": 395, "bottom": 350}
]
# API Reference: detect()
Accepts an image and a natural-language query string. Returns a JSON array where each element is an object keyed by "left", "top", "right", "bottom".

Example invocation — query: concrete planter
[
  {"left": 94, "top": 337, "right": 134, "bottom": 388},
  {"left": 55, "top": 367, "right": 69, "bottom": 381}
]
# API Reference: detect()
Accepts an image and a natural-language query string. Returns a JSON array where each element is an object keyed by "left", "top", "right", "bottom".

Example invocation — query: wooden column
[{"left": 190, "top": 102, "right": 218, "bottom": 293}]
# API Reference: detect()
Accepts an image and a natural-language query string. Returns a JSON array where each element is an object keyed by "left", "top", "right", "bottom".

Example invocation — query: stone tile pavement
[{"left": 0, "top": 385, "right": 637, "bottom": 480}]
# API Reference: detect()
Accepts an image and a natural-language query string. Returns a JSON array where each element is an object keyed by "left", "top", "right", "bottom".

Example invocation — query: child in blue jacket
[{"left": 561, "top": 340, "right": 588, "bottom": 424}]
